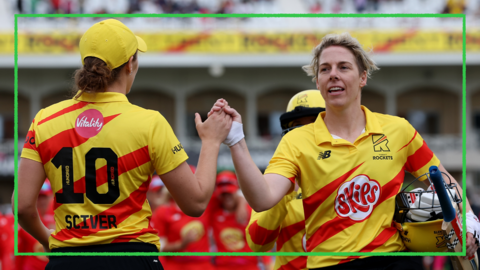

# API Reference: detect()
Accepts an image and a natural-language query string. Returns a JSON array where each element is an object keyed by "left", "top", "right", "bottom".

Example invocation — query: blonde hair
[{"left": 302, "top": 32, "right": 379, "bottom": 82}]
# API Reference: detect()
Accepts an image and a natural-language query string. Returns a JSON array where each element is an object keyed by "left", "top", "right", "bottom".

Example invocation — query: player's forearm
[
  {"left": 194, "top": 140, "right": 221, "bottom": 211},
  {"left": 453, "top": 182, "right": 473, "bottom": 214},
  {"left": 439, "top": 164, "right": 472, "bottom": 213},
  {"left": 17, "top": 206, "right": 50, "bottom": 247},
  {"left": 230, "top": 139, "right": 277, "bottom": 212}
]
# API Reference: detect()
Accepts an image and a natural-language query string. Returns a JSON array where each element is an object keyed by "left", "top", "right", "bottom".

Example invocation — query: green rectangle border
[{"left": 14, "top": 13, "right": 467, "bottom": 257}]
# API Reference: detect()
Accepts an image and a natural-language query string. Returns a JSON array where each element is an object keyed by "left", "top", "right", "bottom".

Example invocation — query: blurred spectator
[
  {"left": 147, "top": 174, "right": 166, "bottom": 213},
  {"left": 309, "top": 0, "right": 321, "bottom": 13},
  {"left": 209, "top": 171, "right": 263, "bottom": 270},
  {"left": 17, "top": 179, "right": 54, "bottom": 270},
  {"left": 217, "top": 0, "right": 234, "bottom": 14},
  {"left": 332, "top": 0, "right": 342, "bottom": 13},
  {"left": 151, "top": 165, "right": 215, "bottom": 270},
  {"left": 354, "top": 0, "right": 367, "bottom": 13},
  {"left": 151, "top": 189, "right": 214, "bottom": 270},
  {"left": 0, "top": 211, "right": 15, "bottom": 270}
]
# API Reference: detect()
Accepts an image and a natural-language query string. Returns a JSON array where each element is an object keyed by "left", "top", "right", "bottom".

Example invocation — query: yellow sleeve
[
  {"left": 245, "top": 191, "right": 296, "bottom": 251},
  {"left": 148, "top": 112, "right": 188, "bottom": 175},
  {"left": 20, "top": 110, "right": 43, "bottom": 163},
  {"left": 264, "top": 136, "right": 299, "bottom": 184},
  {"left": 402, "top": 119, "right": 440, "bottom": 180}
]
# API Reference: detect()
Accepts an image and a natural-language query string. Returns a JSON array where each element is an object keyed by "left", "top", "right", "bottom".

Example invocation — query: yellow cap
[
  {"left": 80, "top": 19, "right": 147, "bottom": 69},
  {"left": 285, "top": 90, "right": 325, "bottom": 112}
]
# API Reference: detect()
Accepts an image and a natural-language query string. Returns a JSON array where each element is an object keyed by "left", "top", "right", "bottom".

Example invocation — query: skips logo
[
  {"left": 75, "top": 109, "right": 104, "bottom": 138},
  {"left": 334, "top": 175, "right": 381, "bottom": 221}
]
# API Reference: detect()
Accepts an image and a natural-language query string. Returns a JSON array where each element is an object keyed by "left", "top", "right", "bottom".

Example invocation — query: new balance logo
[{"left": 318, "top": 150, "right": 331, "bottom": 160}]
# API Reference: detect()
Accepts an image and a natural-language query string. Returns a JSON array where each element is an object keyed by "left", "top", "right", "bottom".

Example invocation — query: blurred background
[{"left": 0, "top": 0, "right": 479, "bottom": 269}]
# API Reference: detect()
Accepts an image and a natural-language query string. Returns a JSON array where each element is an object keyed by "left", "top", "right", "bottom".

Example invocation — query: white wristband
[
  {"left": 223, "top": 121, "right": 244, "bottom": 147},
  {"left": 466, "top": 211, "right": 480, "bottom": 241}
]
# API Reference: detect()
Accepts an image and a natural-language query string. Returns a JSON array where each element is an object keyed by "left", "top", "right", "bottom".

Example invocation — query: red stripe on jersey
[
  {"left": 118, "top": 145, "right": 150, "bottom": 175},
  {"left": 38, "top": 102, "right": 91, "bottom": 126},
  {"left": 276, "top": 220, "right": 305, "bottom": 251},
  {"left": 288, "top": 177, "right": 295, "bottom": 184},
  {"left": 397, "top": 131, "right": 417, "bottom": 153},
  {"left": 23, "top": 129, "right": 37, "bottom": 151},
  {"left": 52, "top": 177, "right": 151, "bottom": 242},
  {"left": 376, "top": 136, "right": 387, "bottom": 144},
  {"left": 306, "top": 169, "right": 404, "bottom": 251},
  {"left": 303, "top": 162, "right": 364, "bottom": 221},
  {"left": 337, "top": 226, "right": 398, "bottom": 264},
  {"left": 247, "top": 220, "right": 281, "bottom": 246},
  {"left": 404, "top": 140, "right": 434, "bottom": 173},
  {"left": 54, "top": 146, "right": 151, "bottom": 211},
  {"left": 277, "top": 256, "right": 307, "bottom": 270},
  {"left": 38, "top": 113, "right": 121, "bottom": 164},
  {"left": 38, "top": 129, "right": 89, "bottom": 164},
  {"left": 110, "top": 228, "right": 157, "bottom": 243},
  {"left": 111, "top": 218, "right": 156, "bottom": 243}
]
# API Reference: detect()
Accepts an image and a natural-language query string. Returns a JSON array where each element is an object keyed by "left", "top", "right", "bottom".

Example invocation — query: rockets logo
[
  {"left": 372, "top": 134, "right": 390, "bottom": 152},
  {"left": 334, "top": 175, "right": 381, "bottom": 221}
]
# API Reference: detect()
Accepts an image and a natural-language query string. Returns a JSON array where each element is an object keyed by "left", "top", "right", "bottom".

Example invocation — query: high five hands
[
  {"left": 208, "top": 99, "right": 242, "bottom": 124},
  {"left": 195, "top": 106, "right": 233, "bottom": 145}
]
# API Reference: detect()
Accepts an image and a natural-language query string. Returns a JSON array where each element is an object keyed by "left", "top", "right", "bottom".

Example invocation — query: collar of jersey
[
  {"left": 75, "top": 91, "right": 129, "bottom": 103},
  {"left": 314, "top": 105, "right": 383, "bottom": 146}
]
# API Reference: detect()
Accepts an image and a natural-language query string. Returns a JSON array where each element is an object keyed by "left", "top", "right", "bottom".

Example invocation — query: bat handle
[{"left": 429, "top": 166, "right": 456, "bottom": 223}]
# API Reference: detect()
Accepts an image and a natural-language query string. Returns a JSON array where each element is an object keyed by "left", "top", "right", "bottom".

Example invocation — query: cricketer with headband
[{"left": 209, "top": 32, "right": 480, "bottom": 269}]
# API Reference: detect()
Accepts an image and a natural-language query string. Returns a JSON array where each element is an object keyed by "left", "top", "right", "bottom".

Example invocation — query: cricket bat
[{"left": 429, "top": 166, "right": 479, "bottom": 270}]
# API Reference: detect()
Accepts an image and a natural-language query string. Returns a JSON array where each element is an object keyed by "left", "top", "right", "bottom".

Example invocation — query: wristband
[
  {"left": 466, "top": 211, "right": 480, "bottom": 243},
  {"left": 223, "top": 121, "right": 244, "bottom": 147}
]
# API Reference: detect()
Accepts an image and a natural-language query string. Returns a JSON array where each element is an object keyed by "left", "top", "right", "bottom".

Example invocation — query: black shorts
[
  {"left": 310, "top": 256, "right": 423, "bottom": 270},
  {"left": 46, "top": 242, "right": 163, "bottom": 270}
]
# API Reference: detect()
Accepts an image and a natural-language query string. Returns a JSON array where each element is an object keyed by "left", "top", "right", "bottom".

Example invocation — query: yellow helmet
[
  {"left": 280, "top": 90, "right": 325, "bottom": 135},
  {"left": 394, "top": 172, "right": 462, "bottom": 252},
  {"left": 393, "top": 219, "right": 448, "bottom": 252}
]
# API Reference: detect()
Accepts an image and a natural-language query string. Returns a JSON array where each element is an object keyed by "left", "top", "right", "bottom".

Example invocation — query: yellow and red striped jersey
[
  {"left": 21, "top": 91, "right": 188, "bottom": 251},
  {"left": 264, "top": 106, "right": 440, "bottom": 269},
  {"left": 246, "top": 189, "right": 307, "bottom": 270}
]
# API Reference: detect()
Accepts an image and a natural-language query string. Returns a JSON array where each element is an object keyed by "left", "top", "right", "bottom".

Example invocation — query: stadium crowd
[
  {"left": 8, "top": 0, "right": 474, "bottom": 15},
  {"left": 10, "top": 0, "right": 277, "bottom": 15}
]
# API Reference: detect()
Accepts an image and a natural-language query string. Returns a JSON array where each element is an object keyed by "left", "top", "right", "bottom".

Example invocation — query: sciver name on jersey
[
  {"left": 264, "top": 106, "right": 440, "bottom": 269},
  {"left": 21, "top": 91, "right": 188, "bottom": 251}
]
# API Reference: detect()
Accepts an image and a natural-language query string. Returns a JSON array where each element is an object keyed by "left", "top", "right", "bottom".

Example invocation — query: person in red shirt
[
  {"left": 0, "top": 211, "right": 15, "bottom": 270},
  {"left": 18, "top": 179, "right": 55, "bottom": 270},
  {"left": 151, "top": 165, "right": 215, "bottom": 270},
  {"left": 211, "top": 171, "right": 263, "bottom": 270},
  {"left": 147, "top": 174, "right": 166, "bottom": 213}
]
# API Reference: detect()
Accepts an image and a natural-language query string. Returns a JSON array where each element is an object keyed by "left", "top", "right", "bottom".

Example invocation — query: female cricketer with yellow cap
[
  {"left": 209, "top": 32, "right": 480, "bottom": 269},
  {"left": 16, "top": 19, "right": 232, "bottom": 270}
]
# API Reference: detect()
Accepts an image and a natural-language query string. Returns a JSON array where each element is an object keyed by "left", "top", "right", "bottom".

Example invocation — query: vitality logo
[
  {"left": 318, "top": 150, "right": 331, "bottom": 160},
  {"left": 372, "top": 134, "right": 390, "bottom": 152}
]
